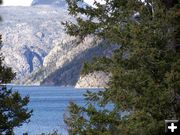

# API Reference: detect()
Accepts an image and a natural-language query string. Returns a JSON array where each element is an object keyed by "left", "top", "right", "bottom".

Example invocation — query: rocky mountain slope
[
  {"left": 0, "top": 5, "right": 72, "bottom": 79},
  {"left": 0, "top": 2, "right": 114, "bottom": 87},
  {"left": 17, "top": 37, "right": 116, "bottom": 86}
]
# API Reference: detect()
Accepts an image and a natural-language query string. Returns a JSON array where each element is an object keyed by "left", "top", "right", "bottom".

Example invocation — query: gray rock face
[
  {"left": 75, "top": 71, "right": 110, "bottom": 88},
  {"left": 0, "top": 5, "right": 73, "bottom": 79},
  {"left": 0, "top": 5, "right": 117, "bottom": 87},
  {"left": 19, "top": 37, "right": 116, "bottom": 86}
]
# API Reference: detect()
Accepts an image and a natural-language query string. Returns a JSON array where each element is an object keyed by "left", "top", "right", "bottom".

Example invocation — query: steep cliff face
[
  {"left": 0, "top": 4, "right": 115, "bottom": 87},
  {"left": 0, "top": 5, "right": 73, "bottom": 79},
  {"left": 18, "top": 37, "right": 116, "bottom": 86}
]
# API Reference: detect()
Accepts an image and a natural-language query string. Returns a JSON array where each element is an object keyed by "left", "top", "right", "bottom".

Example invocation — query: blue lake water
[{"left": 10, "top": 86, "right": 99, "bottom": 135}]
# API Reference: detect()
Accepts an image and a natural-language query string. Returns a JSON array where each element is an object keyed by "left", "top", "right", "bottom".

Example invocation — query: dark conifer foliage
[
  {"left": 0, "top": 1, "right": 32, "bottom": 134},
  {"left": 64, "top": 0, "right": 180, "bottom": 134}
]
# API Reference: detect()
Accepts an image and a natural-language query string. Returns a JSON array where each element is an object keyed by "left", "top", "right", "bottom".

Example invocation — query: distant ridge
[
  {"left": 31, "top": 0, "right": 88, "bottom": 8},
  {"left": 31, "top": 0, "right": 67, "bottom": 7}
]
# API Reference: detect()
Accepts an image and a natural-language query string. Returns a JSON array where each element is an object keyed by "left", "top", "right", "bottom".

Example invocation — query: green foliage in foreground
[
  {"left": 0, "top": 8, "right": 32, "bottom": 134},
  {"left": 81, "top": 57, "right": 112, "bottom": 76},
  {"left": 64, "top": 0, "right": 180, "bottom": 135},
  {"left": 0, "top": 86, "right": 32, "bottom": 134}
]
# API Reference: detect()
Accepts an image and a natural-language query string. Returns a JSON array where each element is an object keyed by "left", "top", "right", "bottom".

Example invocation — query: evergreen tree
[
  {"left": 64, "top": 0, "right": 180, "bottom": 134},
  {"left": 0, "top": 2, "right": 32, "bottom": 134}
]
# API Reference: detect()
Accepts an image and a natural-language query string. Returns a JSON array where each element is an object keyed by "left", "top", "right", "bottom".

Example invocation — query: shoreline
[{"left": 3, "top": 84, "right": 104, "bottom": 90}]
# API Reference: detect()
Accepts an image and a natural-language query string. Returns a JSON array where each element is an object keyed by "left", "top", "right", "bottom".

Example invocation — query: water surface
[{"left": 11, "top": 86, "right": 98, "bottom": 135}]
